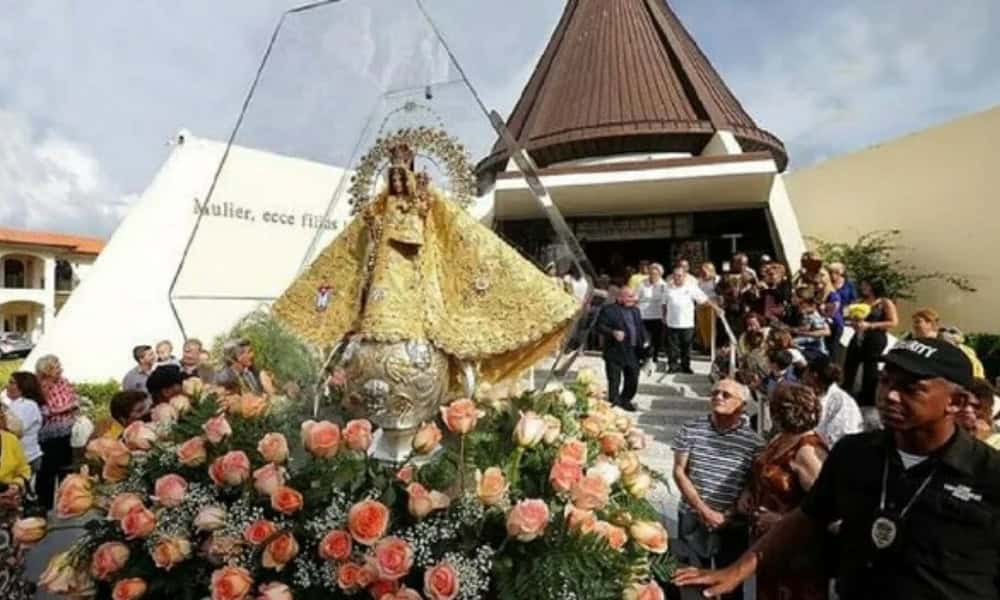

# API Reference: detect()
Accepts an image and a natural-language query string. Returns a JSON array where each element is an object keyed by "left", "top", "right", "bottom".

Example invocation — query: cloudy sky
[{"left": 2, "top": 0, "right": 998, "bottom": 238}]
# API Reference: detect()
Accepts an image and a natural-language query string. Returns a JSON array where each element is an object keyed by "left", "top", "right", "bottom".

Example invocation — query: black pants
[
  {"left": 843, "top": 347, "right": 881, "bottom": 407},
  {"left": 37, "top": 435, "right": 73, "bottom": 511},
  {"left": 643, "top": 319, "right": 665, "bottom": 362},
  {"left": 677, "top": 512, "right": 747, "bottom": 600},
  {"left": 666, "top": 327, "right": 695, "bottom": 370},
  {"left": 605, "top": 358, "right": 639, "bottom": 406}
]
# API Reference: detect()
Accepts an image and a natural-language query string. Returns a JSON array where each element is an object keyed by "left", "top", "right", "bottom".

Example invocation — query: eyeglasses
[{"left": 711, "top": 388, "right": 738, "bottom": 400}]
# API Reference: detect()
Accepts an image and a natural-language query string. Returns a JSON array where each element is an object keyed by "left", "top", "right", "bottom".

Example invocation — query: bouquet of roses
[{"left": 21, "top": 369, "right": 673, "bottom": 600}]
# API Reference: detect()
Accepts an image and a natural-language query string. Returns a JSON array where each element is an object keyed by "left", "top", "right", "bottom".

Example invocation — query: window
[
  {"left": 3, "top": 259, "right": 25, "bottom": 288},
  {"left": 14, "top": 315, "right": 28, "bottom": 333},
  {"left": 56, "top": 259, "right": 75, "bottom": 291}
]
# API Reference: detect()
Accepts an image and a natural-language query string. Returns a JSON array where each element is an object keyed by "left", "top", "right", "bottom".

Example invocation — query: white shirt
[
  {"left": 636, "top": 279, "right": 669, "bottom": 320},
  {"left": 564, "top": 275, "right": 589, "bottom": 304},
  {"left": 814, "top": 383, "right": 863, "bottom": 448},
  {"left": 663, "top": 282, "right": 709, "bottom": 329},
  {"left": 7, "top": 397, "right": 43, "bottom": 462}
]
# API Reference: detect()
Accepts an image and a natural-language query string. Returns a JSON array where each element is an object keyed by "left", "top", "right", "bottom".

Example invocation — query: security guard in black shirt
[{"left": 676, "top": 337, "right": 1000, "bottom": 599}]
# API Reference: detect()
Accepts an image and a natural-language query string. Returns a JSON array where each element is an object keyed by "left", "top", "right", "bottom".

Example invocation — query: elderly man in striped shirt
[{"left": 672, "top": 378, "right": 763, "bottom": 600}]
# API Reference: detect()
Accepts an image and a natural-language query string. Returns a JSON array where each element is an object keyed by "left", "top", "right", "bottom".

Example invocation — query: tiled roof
[
  {"left": 0, "top": 227, "right": 105, "bottom": 255},
  {"left": 478, "top": 0, "right": 788, "bottom": 175}
]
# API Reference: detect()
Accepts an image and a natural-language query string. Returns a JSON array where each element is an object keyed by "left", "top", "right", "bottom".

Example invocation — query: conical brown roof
[{"left": 478, "top": 0, "right": 787, "bottom": 175}]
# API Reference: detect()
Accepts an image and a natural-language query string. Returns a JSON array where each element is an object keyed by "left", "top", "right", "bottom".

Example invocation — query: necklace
[{"left": 871, "top": 452, "right": 937, "bottom": 550}]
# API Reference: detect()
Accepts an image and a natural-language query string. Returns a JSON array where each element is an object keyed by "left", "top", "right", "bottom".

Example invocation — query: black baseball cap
[{"left": 882, "top": 337, "right": 974, "bottom": 390}]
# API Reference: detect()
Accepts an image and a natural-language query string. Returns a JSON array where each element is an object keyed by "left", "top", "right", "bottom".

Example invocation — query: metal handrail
[{"left": 709, "top": 307, "right": 737, "bottom": 379}]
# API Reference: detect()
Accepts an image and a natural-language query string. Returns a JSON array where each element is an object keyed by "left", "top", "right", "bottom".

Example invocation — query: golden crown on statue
[{"left": 389, "top": 143, "right": 415, "bottom": 168}]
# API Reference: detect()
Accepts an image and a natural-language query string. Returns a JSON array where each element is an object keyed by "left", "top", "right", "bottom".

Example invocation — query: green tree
[{"left": 810, "top": 229, "right": 976, "bottom": 300}]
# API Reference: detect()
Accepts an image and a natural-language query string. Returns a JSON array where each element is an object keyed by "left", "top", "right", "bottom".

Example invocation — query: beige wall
[{"left": 786, "top": 105, "right": 1000, "bottom": 333}]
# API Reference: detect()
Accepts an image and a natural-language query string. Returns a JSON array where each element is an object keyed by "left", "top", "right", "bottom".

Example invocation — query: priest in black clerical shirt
[{"left": 596, "top": 286, "right": 647, "bottom": 412}]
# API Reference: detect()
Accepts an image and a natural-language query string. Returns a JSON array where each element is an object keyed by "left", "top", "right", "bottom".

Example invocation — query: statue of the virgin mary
[{"left": 273, "top": 129, "right": 578, "bottom": 459}]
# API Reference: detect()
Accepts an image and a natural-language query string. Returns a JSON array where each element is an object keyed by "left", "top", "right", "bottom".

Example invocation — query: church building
[{"left": 477, "top": 0, "right": 805, "bottom": 279}]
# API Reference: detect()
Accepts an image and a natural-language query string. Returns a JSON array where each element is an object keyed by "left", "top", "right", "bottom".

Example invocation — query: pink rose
[
  {"left": 347, "top": 499, "right": 390, "bottom": 545},
  {"left": 209, "top": 451, "right": 251, "bottom": 487},
  {"left": 150, "top": 402, "right": 179, "bottom": 424},
  {"left": 593, "top": 520, "right": 628, "bottom": 550},
  {"left": 176, "top": 436, "right": 208, "bottom": 466},
  {"left": 301, "top": 420, "right": 341, "bottom": 459},
  {"left": 122, "top": 421, "right": 158, "bottom": 451},
  {"left": 336, "top": 563, "right": 364, "bottom": 591},
  {"left": 154, "top": 474, "right": 188, "bottom": 507},
  {"left": 113, "top": 578, "right": 147, "bottom": 600},
  {"left": 423, "top": 562, "right": 459, "bottom": 600},
  {"left": 475, "top": 467, "right": 508, "bottom": 507},
  {"left": 101, "top": 441, "right": 132, "bottom": 482},
  {"left": 12, "top": 517, "right": 47, "bottom": 545},
  {"left": 629, "top": 521, "right": 669, "bottom": 554},
  {"left": 211, "top": 566, "right": 254, "bottom": 600},
  {"left": 368, "top": 579, "right": 399, "bottom": 599},
  {"left": 56, "top": 472, "right": 94, "bottom": 518},
  {"left": 257, "top": 433, "right": 289, "bottom": 464},
  {"left": 513, "top": 411, "right": 547, "bottom": 448},
  {"left": 262, "top": 532, "right": 299, "bottom": 571},
  {"left": 396, "top": 465, "right": 414, "bottom": 484},
  {"left": 412, "top": 421, "right": 442, "bottom": 455},
  {"left": 625, "top": 581, "right": 666, "bottom": 600},
  {"left": 627, "top": 429, "right": 647, "bottom": 450},
  {"left": 557, "top": 439, "right": 588, "bottom": 466},
  {"left": 372, "top": 536, "right": 414, "bottom": 581},
  {"left": 270, "top": 486, "right": 304, "bottom": 515},
  {"left": 599, "top": 432, "right": 627, "bottom": 456},
  {"left": 563, "top": 503, "right": 596, "bottom": 531},
  {"left": 121, "top": 506, "right": 156, "bottom": 539},
  {"left": 244, "top": 520, "right": 278, "bottom": 545},
  {"left": 151, "top": 536, "right": 192, "bottom": 571},
  {"left": 194, "top": 506, "right": 228, "bottom": 532},
  {"left": 232, "top": 394, "right": 268, "bottom": 419},
  {"left": 257, "top": 582, "right": 292, "bottom": 600},
  {"left": 343, "top": 419, "right": 373, "bottom": 452},
  {"left": 107, "top": 493, "right": 144, "bottom": 521},
  {"left": 318, "top": 529, "right": 352, "bottom": 561},
  {"left": 253, "top": 463, "right": 286, "bottom": 496},
  {"left": 548, "top": 459, "right": 583, "bottom": 494},
  {"left": 202, "top": 415, "right": 233, "bottom": 444},
  {"left": 382, "top": 587, "right": 422, "bottom": 600},
  {"left": 406, "top": 483, "right": 450, "bottom": 519},
  {"left": 571, "top": 474, "right": 610, "bottom": 511},
  {"left": 91, "top": 541, "right": 130, "bottom": 580},
  {"left": 506, "top": 499, "right": 550, "bottom": 542},
  {"left": 440, "top": 398, "right": 482, "bottom": 435}
]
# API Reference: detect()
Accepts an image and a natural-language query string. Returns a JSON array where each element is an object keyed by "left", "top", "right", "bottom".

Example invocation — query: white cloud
[{"left": 0, "top": 109, "right": 130, "bottom": 236}]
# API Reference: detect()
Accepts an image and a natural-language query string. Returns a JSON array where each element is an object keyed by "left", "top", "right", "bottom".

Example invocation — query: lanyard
[{"left": 878, "top": 452, "right": 937, "bottom": 518}]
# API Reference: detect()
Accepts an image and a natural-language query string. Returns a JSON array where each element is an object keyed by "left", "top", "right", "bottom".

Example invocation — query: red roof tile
[{"left": 0, "top": 227, "right": 105, "bottom": 255}]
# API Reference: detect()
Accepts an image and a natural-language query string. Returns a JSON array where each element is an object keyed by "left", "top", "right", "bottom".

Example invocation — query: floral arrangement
[
  {"left": 22, "top": 369, "right": 674, "bottom": 600},
  {"left": 843, "top": 303, "right": 872, "bottom": 322}
]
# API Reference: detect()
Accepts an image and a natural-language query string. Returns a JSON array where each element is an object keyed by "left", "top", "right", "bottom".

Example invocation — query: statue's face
[{"left": 391, "top": 170, "right": 405, "bottom": 194}]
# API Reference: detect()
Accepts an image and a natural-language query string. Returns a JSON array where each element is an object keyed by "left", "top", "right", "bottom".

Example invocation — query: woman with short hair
[
  {"left": 636, "top": 263, "right": 668, "bottom": 365},
  {"left": 34, "top": 353, "right": 79, "bottom": 511},
  {"left": 3, "top": 372, "right": 43, "bottom": 474}
]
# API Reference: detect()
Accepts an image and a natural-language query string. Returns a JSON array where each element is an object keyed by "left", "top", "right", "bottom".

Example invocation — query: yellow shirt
[
  {"left": 0, "top": 430, "right": 31, "bottom": 487},
  {"left": 99, "top": 419, "right": 125, "bottom": 440},
  {"left": 627, "top": 274, "right": 647, "bottom": 290}
]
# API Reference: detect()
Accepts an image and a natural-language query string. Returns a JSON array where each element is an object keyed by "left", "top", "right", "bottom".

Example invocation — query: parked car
[{"left": 0, "top": 333, "right": 33, "bottom": 359}]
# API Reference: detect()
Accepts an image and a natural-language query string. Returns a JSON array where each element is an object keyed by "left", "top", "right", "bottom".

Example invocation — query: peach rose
[
  {"left": 513, "top": 411, "right": 547, "bottom": 448},
  {"left": 202, "top": 415, "right": 233, "bottom": 444},
  {"left": 571, "top": 474, "right": 610, "bottom": 511},
  {"left": 122, "top": 421, "right": 157, "bottom": 451},
  {"left": 113, "top": 578, "right": 148, "bottom": 600},
  {"left": 107, "top": 492, "right": 144, "bottom": 521},
  {"left": 412, "top": 422, "right": 442, "bottom": 455},
  {"left": 506, "top": 498, "right": 550, "bottom": 542},
  {"left": 580, "top": 415, "right": 604, "bottom": 439},
  {"left": 154, "top": 473, "right": 188, "bottom": 507},
  {"left": 270, "top": 486, "right": 304, "bottom": 515},
  {"left": 318, "top": 529, "right": 352, "bottom": 561},
  {"left": 624, "top": 472, "right": 652, "bottom": 498},
  {"left": 343, "top": 419, "right": 373, "bottom": 452},
  {"left": 91, "top": 541, "right": 130, "bottom": 580},
  {"left": 406, "top": 483, "right": 449, "bottom": 519},
  {"left": 347, "top": 499, "right": 390, "bottom": 545},
  {"left": 151, "top": 402, "right": 179, "bottom": 425},
  {"left": 301, "top": 420, "right": 341, "bottom": 459},
  {"left": 209, "top": 450, "right": 251, "bottom": 487},
  {"left": 233, "top": 394, "right": 269, "bottom": 419},
  {"left": 182, "top": 376, "right": 203, "bottom": 397},
  {"left": 475, "top": 467, "right": 508, "bottom": 507},
  {"left": 440, "top": 398, "right": 482, "bottom": 435},
  {"left": 629, "top": 520, "right": 669, "bottom": 554},
  {"left": 85, "top": 436, "right": 117, "bottom": 461},
  {"left": 152, "top": 536, "right": 192, "bottom": 571},
  {"left": 253, "top": 463, "right": 286, "bottom": 496},
  {"left": 593, "top": 520, "right": 628, "bottom": 550},
  {"left": 56, "top": 472, "right": 94, "bottom": 518},
  {"left": 627, "top": 429, "right": 647, "bottom": 450},
  {"left": 563, "top": 503, "right": 596, "bottom": 531},
  {"left": 599, "top": 432, "right": 627, "bottom": 456},
  {"left": 396, "top": 465, "right": 414, "bottom": 484},
  {"left": 205, "top": 534, "right": 244, "bottom": 564},
  {"left": 423, "top": 562, "right": 459, "bottom": 600},
  {"left": 542, "top": 415, "right": 562, "bottom": 445},
  {"left": 557, "top": 439, "right": 588, "bottom": 466},
  {"left": 617, "top": 451, "right": 641, "bottom": 477},
  {"left": 121, "top": 506, "right": 156, "bottom": 539},
  {"left": 336, "top": 563, "right": 364, "bottom": 591},
  {"left": 257, "top": 433, "right": 289, "bottom": 464},
  {"left": 12, "top": 516, "right": 47, "bottom": 545},
  {"left": 243, "top": 519, "right": 278, "bottom": 545},
  {"left": 40, "top": 551, "right": 95, "bottom": 597},
  {"left": 195, "top": 505, "right": 228, "bottom": 532},
  {"left": 177, "top": 436, "right": 208, "bottom": 466},
  {"left": 372, "top": 536, "right": 414, "bottom": 581},
  {"left": 383, "top": 587, "right": 422, "bottom": 600},
  {"left": 170, "top": 394, "right": 192, "bottom": 414},
  {"left": 262, "top": 532, "right": 299, "bottom": 571},
  {"left": 102, "top": 444, "right": 132, "bottom": 482},
  {"left": 624, "top": 581, "right": 666, "bottom": 600},
  {"left": 548, "top": 459, "right": 583, "bottom": 494},
  {"left": 257, "top": 582, "right": 292, "bottom": 600},
  {"left": 211, "top": 566, "right": 254, "bottom": 600},
  {"left": 369, "top": 579, "right": 400, "bottom": 599}
]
